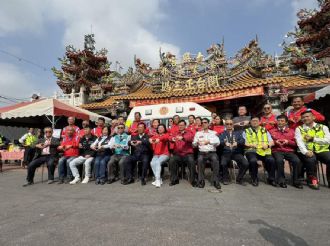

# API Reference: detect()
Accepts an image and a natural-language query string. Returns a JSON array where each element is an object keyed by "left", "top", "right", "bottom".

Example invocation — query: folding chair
[
  {"left": 317, "top": 161, "right": 327, "bottom": 186},
  {"left": 228, "top": 160, "right": 238, "bottom": 183}
]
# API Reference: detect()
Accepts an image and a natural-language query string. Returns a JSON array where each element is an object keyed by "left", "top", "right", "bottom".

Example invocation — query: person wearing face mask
[{"left": 270, "top": 115, "right": 303, "bottom": 189}]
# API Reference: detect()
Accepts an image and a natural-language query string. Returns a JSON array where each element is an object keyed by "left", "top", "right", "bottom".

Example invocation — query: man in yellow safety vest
[
  {"left": 19, "top": 128, "right": 38, "bottom": 167},
  {"left": 243, "top": 116, "right": 276, "bottom": 187},
  {"left": 295, "top": 110, "right": 330, "bottom": 190}
]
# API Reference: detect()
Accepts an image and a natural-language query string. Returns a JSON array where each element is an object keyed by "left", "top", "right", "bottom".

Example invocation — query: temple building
[{"left": 53, "top": 1, "right": 330, "bottom": 118}]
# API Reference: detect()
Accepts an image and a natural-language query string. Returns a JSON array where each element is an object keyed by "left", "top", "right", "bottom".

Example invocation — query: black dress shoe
[
  {"left": 141, "top": 179, "right": 146, "bottom": 186},
  {"left": 169, "top": 180, "right": 179, "bottom": 186},
  {"left": 236, "top": 179, "right": 246, "bottom": 186},
  {"left": 95, "top": 179, "right": 100, "bottom": 185},
  {"left": 279, "top": 183, "right": 287, "bottom": 188},
  {"left": 251, "top": 180, "right": 259, "bottom": 187},
  {"left": 198, "top": 180, "right": 205, "bottom": 188},
  {"left": 23, "top": 181, "right": 33, "bottom": 187},
  {"left": 191, "top": 180, "right": 198, "bottom": 187},
  {"left": 214, "top": 182, "right": 221, "bottom": 190},
  {"left": 123, "top": 178, "right": 134, "bottom": 185},
  {"left": 107, "top": 178, "right": 116, "bottom": 184},
  {"left": 267, "top": 179, "right": 277, "bottom": 187},
  {"left": 58, "top": 179, "right": 64, "bottom": 184},
  {"left": 100, "top": 180, "right": 105, "bottom": 185},
  {"left": 293, "top": 183, "right": 303, "bottom": 189}
]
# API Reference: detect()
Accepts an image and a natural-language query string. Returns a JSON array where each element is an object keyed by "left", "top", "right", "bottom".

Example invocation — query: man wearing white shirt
[
  {"left": 193, "top": 118, "right": 221, "bottom": 190},
  {"left": 295, "top": 110, "right": 330, "bottom": 189}
]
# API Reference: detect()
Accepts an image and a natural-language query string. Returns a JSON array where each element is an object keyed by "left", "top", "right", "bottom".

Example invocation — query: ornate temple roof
[{"left": 81, "top": 71, "right": 330, "bottom": 109}]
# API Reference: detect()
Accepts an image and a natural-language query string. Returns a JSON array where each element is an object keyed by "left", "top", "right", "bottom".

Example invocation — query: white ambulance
[{"left": 126, "top": 102, "right": 212, "bottom": 127}]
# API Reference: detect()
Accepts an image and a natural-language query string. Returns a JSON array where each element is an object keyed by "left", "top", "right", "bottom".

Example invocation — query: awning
[
  {"left": 0, "top": 98, "right": 111, "bottom": 127},
  {"left": 304, "top": 85, "right": 330, "bottom": 103}
]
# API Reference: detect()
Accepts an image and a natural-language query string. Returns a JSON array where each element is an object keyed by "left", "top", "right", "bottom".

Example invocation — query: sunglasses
[
  {"left": 264, "top": 107, "right": 271, "bottom": 109},
  {"left": 45, "top": 131, "right": 52, "bottom": 133},
  {"left": 117, "top": 127, "right": 124, "bottom": 129}
]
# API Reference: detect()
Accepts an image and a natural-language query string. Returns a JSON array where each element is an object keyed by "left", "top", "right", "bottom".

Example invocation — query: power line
[
  {"left": 0, "top": 49, "right": 49, "bottom": 72},
  {"left": 0, "top": 95, "right": 20, "bottom": 103}
]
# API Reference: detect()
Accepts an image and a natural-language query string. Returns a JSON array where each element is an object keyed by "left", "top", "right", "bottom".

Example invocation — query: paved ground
[{"left": 0, "top": 168, "right": 330, "bottom": 246}]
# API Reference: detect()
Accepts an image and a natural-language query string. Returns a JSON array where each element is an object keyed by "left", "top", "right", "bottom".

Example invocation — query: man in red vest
[{"left": 286, "top": 96, "right": 325, "bottom": 129}]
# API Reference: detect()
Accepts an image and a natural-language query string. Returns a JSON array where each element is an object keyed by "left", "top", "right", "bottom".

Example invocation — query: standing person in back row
[
  {"left": 260, "top": 104, "right": 277, "bottom": 131},
  {"left": 19, "top": 128, "right": 38, "bottom": 167},
  {"left": 286, "top": 96, "right": 325, "bottom": 129},
  {"left": 233, "top": 106, "right": 251, "bottom": 132},
  {"left": 295, "top": 110, "right": 330, "bottom": 189},
  {"left": 92, "top": 117, "right": 105, "bottom": 137},
  {"left": 62, "top": 117, "right": 80, "bottom": 138}
]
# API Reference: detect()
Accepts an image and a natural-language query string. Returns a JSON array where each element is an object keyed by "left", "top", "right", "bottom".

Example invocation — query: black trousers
[
  {"left": 23, "top": 147, "right": 35, "bottom": 164},
  {"left": 26, "top": 155, "right": 56, "bottom": 182},
  {"left": 298, "top": 151, "right": 330, "bottom": 181},
  {"left": 169, "top": 154, "right": 196, "bottom": 183},
  {"left": 245, "top": 152, "right": 276, "bottom": 181},
  {"left": 273, "top": 152, "right": 301, "bottom": 184},
  {"left": 125, "top": 154, "right": 150, "bottom": 180},
  {"left": 221, "top": 152, "right": 249, "bottom": 181},
  {"left": 197, "top": 152, "right": 219, "bottom": 183}
]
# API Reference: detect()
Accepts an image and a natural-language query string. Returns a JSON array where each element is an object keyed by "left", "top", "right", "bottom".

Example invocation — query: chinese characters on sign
[{"left": 161, "top": 75, "right": 220, "bottom": 93}]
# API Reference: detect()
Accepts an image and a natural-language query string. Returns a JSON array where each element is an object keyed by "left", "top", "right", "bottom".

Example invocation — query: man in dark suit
[
  {"left": 124, "top": 122, "right": 151, "bottom": 185},
  {"left": 23, "top": 127, "right": 60, "bottom": 186}
]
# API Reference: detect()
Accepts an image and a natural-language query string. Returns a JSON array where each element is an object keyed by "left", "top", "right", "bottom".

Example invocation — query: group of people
[{"left": 21, "top": 96, "right": 330, "bottom": 191}]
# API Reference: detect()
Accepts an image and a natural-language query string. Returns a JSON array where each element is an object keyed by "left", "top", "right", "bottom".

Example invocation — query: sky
[{"left": 0, "top": 0, "right": 319, "bottom": 106}]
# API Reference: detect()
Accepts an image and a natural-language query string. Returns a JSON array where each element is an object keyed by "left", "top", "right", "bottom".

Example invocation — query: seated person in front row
[
  {"left": 23, "top": 127, "right": 60, "bottom": 186},
  {"left": 57, "top": 127, "right": 80, "bottom": 184},
  {"left": 295, "top": 110, "right": 330, "bottom": 190},
  {"left": 107, "top": 123, "right": 131, "bottom": 184},
  {"left": 219, "top": 119, "right": 249, "bottom": 186},
  {"left": 193, "top": 118, "right": 221, "bottom": 190},
  {"left": 149, "top": 124, "right": 170, "bottom": 188},
  {"left": 169, "top": 120, "right": 197, "bottom": 187},
  {"left": 69, "top": 126, "right": 97, "bottom": 184},
  {"left": 269, "top": 115, "right": 303, "bottom": 189},
  {"left": 91, "top": 127, "right": 112, "bottom": 185},
  {"left": 243, "top": 116, "right": 276, "bottom": 187},
  {"left": 123, "top": 123, "right": 151, "bottom": 186}
]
